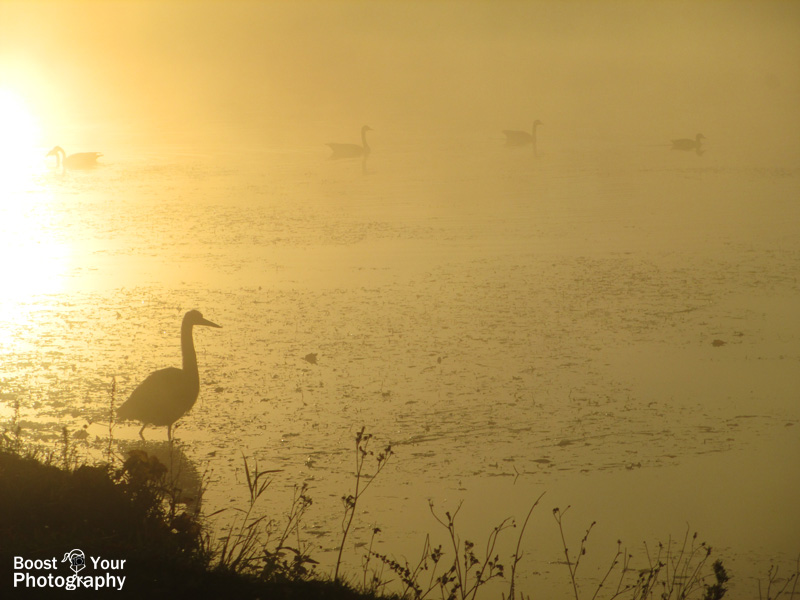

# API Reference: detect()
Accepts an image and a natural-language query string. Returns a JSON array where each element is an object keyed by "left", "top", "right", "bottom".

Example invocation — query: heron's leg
[
  {"left": 138, "top": 424, "right": 147, "bottom": 440},
  {"left": 167, "top": 424, "right": 172, "bottom": 442}
]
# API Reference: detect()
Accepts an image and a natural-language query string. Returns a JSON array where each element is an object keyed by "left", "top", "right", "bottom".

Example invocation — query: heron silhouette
[
  {"left": 46, "top": 146, "right": 102, "bottom": 169},
  {"left": 327, "top": 125, "right": 372, "bottom": 159},
  {"left": 671, "top": 133, "right": 705, "bottom": 151},
  {"left": 503, "top": 120, "right": 542, "bottom": 152},
  {"left": 117, "top": 310, "right": 221, "bottom": 441}
]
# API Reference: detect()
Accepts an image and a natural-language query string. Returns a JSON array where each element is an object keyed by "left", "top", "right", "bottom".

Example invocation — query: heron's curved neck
[{"left": 181, "top": 322, "right": 200, "bottom": 390}]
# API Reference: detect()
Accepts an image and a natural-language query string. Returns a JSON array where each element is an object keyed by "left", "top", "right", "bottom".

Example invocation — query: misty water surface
[{"left": 1, "top": 1, "right": 799, "bottom": 597}]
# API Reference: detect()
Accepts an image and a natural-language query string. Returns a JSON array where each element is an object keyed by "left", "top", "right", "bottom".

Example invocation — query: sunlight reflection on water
[{"left": 0, "top": 158, "right": 71, "bottom": 342}]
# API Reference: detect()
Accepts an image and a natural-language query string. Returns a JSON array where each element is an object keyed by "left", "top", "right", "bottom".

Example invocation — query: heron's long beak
[
  {"left": 46, "top": 148, "right": 57, "bottom": 157},
  {"left": 199, "top": 318, "right": 222, "bottom": 328}
]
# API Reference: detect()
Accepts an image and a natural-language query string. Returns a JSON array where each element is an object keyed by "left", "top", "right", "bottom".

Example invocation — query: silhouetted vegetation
[
  {"left": 1, "top": 422, "right": 797, "bottom": 599},
  {"left": 0, "top": 431, "right": 392, "bottom": 599},
  {"left": 0, "top": 447, "right": 215, "bottom": 597},
  {"left": 552, "top": 506, "right": 731, "bottom": 600},
  {"left": 335, "top": 427, "right": 393, "bottom": 583}
]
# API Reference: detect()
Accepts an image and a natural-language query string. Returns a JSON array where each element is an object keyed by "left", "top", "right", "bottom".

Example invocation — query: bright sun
[{"left": 0, "top": 88, "right": 40, "bottom": 172}]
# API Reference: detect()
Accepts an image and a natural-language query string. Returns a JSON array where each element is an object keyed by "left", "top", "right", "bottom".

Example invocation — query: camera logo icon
[{"left": 62, "top": 549, "right": 86, "bottom": 576}]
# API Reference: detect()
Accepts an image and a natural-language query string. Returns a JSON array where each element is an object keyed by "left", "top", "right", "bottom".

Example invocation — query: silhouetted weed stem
[
  {"left": 551, "top": 511, "right": 733, "bottom": 600},
  {"left": 640, "top": 540, "right": 665, "bottom": 597},
  {"left": 758, "top": 555, "right": 800, "bottom": 600},
  {"left": 372, "top": 497, "right": 544, "bottom": 600},
  {"left": 334, "top": 426, "right": 393, "bottom": 583},
  {"left": 607, "top": 546, "right": 636, "bottom": 599},
  {"left": 429, "top": 500, "right": 509, "bottom": 600},
  {"left": 553, "top": 506, "right": 595, "bottom": 600},
  {"left": 417, "top": 534, "right": 444, "bottom": 597},
  {"left": 60, "top": 426, "right": 76, "bottom": 471},
  {"left": 4, "top": 398, "right": 22, "bottom": 454},
  {"left": 657, "top": 528, "right": 714, "bottom": 599},
  {"left": 370, "top": 533, "right": 443, "bottom": 599},
  {"left": 214, "top": 454, "right": 280, "bottom": 573},
  {"left": 360, "top": 527, "right": 384, "bottom": 594},
  {"left": 106, "top": 376, "right": 116, "bottom": 466},
  {"left": 592, "top": 540, "right": 624, "bottom": 600},
  {"left": 508, "top": 492, "right": 545, "bottom": 600},
  {"left": 259, "top": 482, "right": 316, "bottom": 581},
  {"left": 242, "top": 451, "right": 276, "bottom": 506}
]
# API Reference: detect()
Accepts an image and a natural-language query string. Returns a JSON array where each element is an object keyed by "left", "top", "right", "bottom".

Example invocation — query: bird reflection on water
[
  {"left": 116, "top": 310, "right": 221, "bottom": 442},
  {"left": 118, "top": 441, "right": 204, "bottom": 513}
]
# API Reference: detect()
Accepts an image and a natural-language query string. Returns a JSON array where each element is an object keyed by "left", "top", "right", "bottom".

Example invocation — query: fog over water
[
  {"left": 5, "top": 1, "right": 799, "bottom": 152},
  {"left": 1, "top": 1, "right": 799, "bottom": 597}
]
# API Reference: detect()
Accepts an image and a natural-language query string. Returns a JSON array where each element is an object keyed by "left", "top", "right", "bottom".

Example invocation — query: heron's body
[
  {"left": 671, "top": 133, "right": 705, "bottom": 151},
  {"left": 503, "top": 120, "right": 542, "bottom": 151},
  {"left": 327, "top": 125, "right": 372, "bottom": 159},
  {"left": 46, "top": 146, "right": 102, "bottom": 169},
  {"left": 117, "top": 310, "right": 221, "bottom": 440}
]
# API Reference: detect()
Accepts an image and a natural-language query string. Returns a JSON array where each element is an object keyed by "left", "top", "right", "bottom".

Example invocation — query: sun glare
[
  {"left": 0, "top": 88, "right": 41, "bottom": 183},
  {"left": 0, "top": 88, "right": 68, "bottom": 313},
  {"left": 0, "top": 89, "right": 39, "bottom": 139}
]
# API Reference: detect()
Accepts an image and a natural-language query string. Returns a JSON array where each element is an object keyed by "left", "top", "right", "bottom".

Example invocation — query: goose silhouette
[
  {"left": 46, "top": 146, "right": 102, "bottom": 169},
  {"left": 671, "top": 133, "right": 705, "bottom": 151},
  {"left": 117, "top": 310, "right": 221, "bottom": 441},
  {"left": 503, "top": 120, "right": 542, "bottom": 152}
]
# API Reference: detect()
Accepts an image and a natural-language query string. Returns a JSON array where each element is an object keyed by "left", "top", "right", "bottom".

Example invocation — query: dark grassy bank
[
  {"left": 2, "top": 426, "right": 796, "bottom": 600},
  {"left": 0, "top": 447, "right": 391, "bottom": 599}
]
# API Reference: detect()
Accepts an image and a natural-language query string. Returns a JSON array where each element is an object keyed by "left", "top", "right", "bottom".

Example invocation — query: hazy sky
[{"left": 1, "top": 1, "right": 798, "bottom": 149}]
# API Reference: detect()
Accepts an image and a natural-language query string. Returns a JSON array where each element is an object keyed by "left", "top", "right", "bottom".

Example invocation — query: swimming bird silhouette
[
  {"left": 46, "top": 146, "right": 102, "bottom": 169},
  {"left": 503, "top": 120, "right": 542, "bottom": 151},
  {"left": 671, "top": 133, "right": 705, "bottom": 151},
  {"left": 117, "top": 310, "right": 221, "bottom": 441},
  {"left": 327, "top": 125, "right": 372, "bottom": 159}
]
